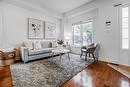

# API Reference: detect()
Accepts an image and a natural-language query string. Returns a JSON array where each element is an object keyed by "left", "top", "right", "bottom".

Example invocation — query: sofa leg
[{"left": 23, "top": 61, "right": 26, "bottom": 64}]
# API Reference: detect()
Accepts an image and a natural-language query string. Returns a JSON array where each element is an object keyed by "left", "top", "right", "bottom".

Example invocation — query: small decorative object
[
  {"left": 48, "top": 42, "right": 52, "bottom": 48},
  {"left": 57, "top": 40, "right": 64, "bottom": 45},
  {"left": 106, "top": 21, "right": 111, "bottom": 26},
  {"left": 105, "top": 20, "right": 111, "bottom": 30},
  {"left": 45, "top": 22, "right": 56, "bottom": 40},
  {"left": 28, "top": 18, "right": 44, "bottom": 39}
]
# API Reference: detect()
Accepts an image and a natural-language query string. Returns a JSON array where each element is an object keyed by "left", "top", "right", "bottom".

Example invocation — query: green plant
[{"left": 57, "top": 40, "right": 64, "bottom": 45}]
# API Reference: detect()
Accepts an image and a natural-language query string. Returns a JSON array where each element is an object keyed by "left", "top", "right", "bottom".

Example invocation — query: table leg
[
  {"left": 52, "top": 52, "right": 54, "bottom": 60},
  {"left": 60, "top": 53, "right": 62, "bottom": 61},
  {"left": 67, "top": 52, "right": 70, "bottom": 61}
]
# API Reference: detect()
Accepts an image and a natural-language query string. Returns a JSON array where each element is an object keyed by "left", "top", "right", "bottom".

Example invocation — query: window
[
  {"left": 72, "top": 21, "right": 92, "bottom": 46},
  {"left": 73, "top": 23, "right": 81, "bottom": 45},
  {"left": 121, "top": 7, "right": 129, "bottom": 49}
]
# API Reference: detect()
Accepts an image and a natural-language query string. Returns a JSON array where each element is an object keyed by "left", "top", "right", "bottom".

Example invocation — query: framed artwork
[
  {"left": 28, "top": 18, "right": 44, "bottom": 39},
  {"left": 45, "top": 22, "right": 56, "bottom": 39}
]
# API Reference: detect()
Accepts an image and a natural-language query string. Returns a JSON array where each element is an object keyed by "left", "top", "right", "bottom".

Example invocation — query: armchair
[{"left": 80, "top": 43, "right": 98, "bottom": 61}]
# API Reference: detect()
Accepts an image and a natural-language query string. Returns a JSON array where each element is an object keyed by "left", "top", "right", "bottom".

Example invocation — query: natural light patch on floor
[
  {"left": 121, "top": 80, "right": 130, "bottom": 87},
  {"left": 73, "top": 70, "right": 92, "bottom": 87}
]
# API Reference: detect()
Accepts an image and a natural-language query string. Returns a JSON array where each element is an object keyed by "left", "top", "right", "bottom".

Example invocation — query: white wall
[
  {"left": 64, "top": 0, "right": 130, "bottom": 66},
  {"left": 0, "top": 2, "right": 3, "bottom": 49},
  {"left": 0, "top": 2, "right": 62, "bottom": 48}
]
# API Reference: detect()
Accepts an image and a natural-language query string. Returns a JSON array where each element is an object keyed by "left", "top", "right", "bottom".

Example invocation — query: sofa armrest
[{"left": 21, "top": 47, "right": 29, "bottom": 63}]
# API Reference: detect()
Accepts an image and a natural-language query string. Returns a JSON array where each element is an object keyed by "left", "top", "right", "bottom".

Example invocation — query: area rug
[{"left": 10, "top": 54, "right": 94, "bottom": 87}]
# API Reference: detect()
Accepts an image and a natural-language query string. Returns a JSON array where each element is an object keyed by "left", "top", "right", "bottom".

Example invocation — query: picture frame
[
  {"left": 44, "top": 22, "right": 56, "bottom": 40},
  {"left": 28, "top": 18, "right": 44, "bottom": 39}
]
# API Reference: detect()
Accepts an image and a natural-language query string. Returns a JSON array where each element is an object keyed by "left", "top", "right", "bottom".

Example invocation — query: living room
[{"left": 0, "top": 0, "right": 130, "bottom": 87}]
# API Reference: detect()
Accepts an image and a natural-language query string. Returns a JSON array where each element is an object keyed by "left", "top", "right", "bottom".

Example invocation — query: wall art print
[
  {"left": 45, "top": 22, "right": 56, "bottom": 40},
  {"left": 28, "top": 18, "right": 44, "bottom": 39}
]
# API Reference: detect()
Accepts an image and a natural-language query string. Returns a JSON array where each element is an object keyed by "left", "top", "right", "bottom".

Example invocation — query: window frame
[
  {"left": 120, "top": 4, "right": 130, "bottom": 50},
  {"left": 72, "top": 21, "right": 93, "bottom": 46}
]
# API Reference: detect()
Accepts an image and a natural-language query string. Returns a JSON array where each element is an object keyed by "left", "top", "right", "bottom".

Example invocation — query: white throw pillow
[
  {"left": 33, "top": 41, "right": 42, "bottom": 50},
  {"left": 41, "top": 41, "right": 50, "bottom": 48},
  {"left": 23, "top": 41, "right": 33, "bottom": 50},
  {"left": 51, "top": 41, "right": 57, "bottom": 48}
]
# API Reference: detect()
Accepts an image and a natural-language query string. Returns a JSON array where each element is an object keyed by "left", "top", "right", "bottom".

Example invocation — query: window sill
[{"left": 121, "top": 49, "right": 130, "bottom": 51}]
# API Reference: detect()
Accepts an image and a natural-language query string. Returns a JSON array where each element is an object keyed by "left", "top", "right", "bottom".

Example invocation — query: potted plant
[{"left": 57, "top": 40, "right": 64, "bottom": 46}]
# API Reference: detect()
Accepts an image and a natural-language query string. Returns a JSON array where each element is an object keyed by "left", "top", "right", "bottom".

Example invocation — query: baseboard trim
[
  {"left": 99, "top": 59, "right": 130, "bottom": 68},
  {"left": 108, "top": 63, "right": 119, "bottom": 66},
  {"left": 70, "top": 53, "right": 130, "bottom": 68}
]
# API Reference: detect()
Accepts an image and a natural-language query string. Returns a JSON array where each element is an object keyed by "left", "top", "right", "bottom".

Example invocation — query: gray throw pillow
[{"left": 41, "top": 41, "right": 49, "bottom": 48}]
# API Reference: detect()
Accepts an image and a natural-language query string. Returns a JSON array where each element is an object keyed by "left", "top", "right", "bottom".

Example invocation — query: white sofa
[{"left": 21, "top": 40, "right": 57, "bottom": 63}]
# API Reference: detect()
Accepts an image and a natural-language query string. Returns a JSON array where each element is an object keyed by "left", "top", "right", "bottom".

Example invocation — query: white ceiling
[{"left": 20, "top": 0, "right": 94, "bottom": 13}]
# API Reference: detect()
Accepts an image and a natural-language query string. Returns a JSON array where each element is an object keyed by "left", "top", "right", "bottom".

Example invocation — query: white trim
[
  {"left": 119, "top": 4, "right": 130, "bottom": 50},
  {"left": 119, "top": 3, "right": 130, "bottom": 66}
]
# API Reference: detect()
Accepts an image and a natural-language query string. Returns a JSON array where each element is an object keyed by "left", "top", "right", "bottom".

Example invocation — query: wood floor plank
[{"left": 0, "top": 66, "right": 12, "bottom": 87}]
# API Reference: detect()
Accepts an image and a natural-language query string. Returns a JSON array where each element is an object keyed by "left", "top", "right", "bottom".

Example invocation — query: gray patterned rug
[{"left": 10, "top": 54, "right": 94, "bottom": 87}]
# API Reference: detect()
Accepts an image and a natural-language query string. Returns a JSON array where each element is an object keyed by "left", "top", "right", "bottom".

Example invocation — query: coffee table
[{"left": 51, "top": 48, "right": 70, "bottom": 61}]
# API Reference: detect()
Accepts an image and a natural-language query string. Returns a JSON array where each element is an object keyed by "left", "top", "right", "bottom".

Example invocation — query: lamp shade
[{"left": 65, "top": 36, "right": 70, "bottom": 41}]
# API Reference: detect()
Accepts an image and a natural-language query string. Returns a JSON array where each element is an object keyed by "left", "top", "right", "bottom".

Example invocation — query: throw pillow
[
  {"left": 41, "top": 41, "right": 49, "bottom": 48},
  {"left": 51, "top": 41, "right": 57, "bottom": 48},
  {"left": 48, "top": 42, "right": 52, "bottom": 48},
  {"left": 23, "top": 41, "right": 34, "bottom": 50},
  {"left": 33, "top": 41, "right": 42, "bottom": 50}
]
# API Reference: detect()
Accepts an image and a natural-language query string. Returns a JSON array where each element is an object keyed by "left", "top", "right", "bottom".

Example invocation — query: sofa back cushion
[
  {"left": 51, "top": 41, "right": 57, "bottom": 48},
  {"left": 23, "top": 40, "right": 55, "bottom": 50},
  {"left": 33, "top": 41, "right": 42, "bottom": 50},
  {"left": 23, "top": 41, "right": 33, "bottom": 50},
  {"left": 40, "top": 41, "right": 50, "bottom": 48}
]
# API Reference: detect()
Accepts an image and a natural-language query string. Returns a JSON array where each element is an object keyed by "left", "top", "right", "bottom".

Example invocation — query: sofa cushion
[
  {"left": 23, "top": 41, "right": 33, "bottom": 50},
  {"left": 33, "top": 41, "right": 42, "bottom": 50},
  {"left": 29, "top": 48, "right": 55, "bottom": 56},
  {"left": 51, "top": 41, "right": 57, "bottom": 48},
  {"left": 40, "top": 41, "right": 50, "bottom": 48}
]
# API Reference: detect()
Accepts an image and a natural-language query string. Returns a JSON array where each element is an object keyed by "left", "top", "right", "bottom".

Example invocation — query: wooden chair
[{"left": 80, "top": 43, "right": 98, "bottom": 61}]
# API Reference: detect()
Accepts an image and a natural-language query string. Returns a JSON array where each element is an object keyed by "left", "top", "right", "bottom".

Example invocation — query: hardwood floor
[
  {"left": 0, "top": 66, "right": 12, "bottom": 87},
  {"left": 61, "top": 61, "right": 130, "bottom": 87},
  {"left": 0, "top": 61, "right": 130, "bottom": 87}
]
